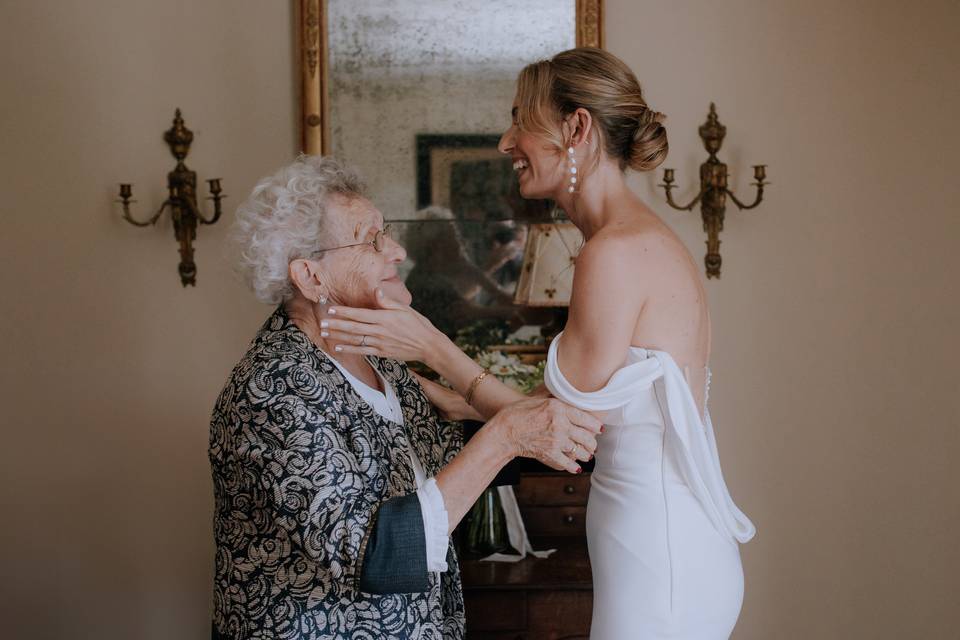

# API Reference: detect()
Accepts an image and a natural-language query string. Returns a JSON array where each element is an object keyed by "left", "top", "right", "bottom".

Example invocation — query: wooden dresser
[{"left": 459, "top": 471, "right": 593, "bottom": 640}]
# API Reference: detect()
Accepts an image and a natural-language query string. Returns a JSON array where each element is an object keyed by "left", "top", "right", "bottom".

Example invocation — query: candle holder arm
[
  {"left": 119, "top": 198, "right": 171, "bottom": 227},
  {"left": 659, "top": 183, "right": 705, "bottom": 211},
  {"left": 182, "top": 189, "right": 225, "bottom": 225},
  {"left": 725, "top": 182, "right": 766, "bottom": 211}
]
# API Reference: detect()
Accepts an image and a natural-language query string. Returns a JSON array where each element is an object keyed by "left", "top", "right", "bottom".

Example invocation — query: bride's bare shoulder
[{"left": 582, "top": 214, "right": 685, "bottom": 268}]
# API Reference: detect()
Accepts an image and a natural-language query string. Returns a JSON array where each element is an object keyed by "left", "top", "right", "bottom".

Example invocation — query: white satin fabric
[{"left": 545, "top": 333, "right": 755, "bottom": 639}]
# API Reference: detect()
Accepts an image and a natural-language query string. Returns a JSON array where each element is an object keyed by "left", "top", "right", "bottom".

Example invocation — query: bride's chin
[{"left": 518, "top": 181, "right": 549, "bottom": 200}]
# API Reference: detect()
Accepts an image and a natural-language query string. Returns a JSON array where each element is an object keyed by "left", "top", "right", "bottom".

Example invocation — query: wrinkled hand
[
  {"left": 490, "top": 397, "right": 603, "bottom": 474},
  {"left": 528, "top": 382, "right": 552, "bottom": 399},
  {"left": 322, "top": 289, "right": 445, "bottom": 363}
]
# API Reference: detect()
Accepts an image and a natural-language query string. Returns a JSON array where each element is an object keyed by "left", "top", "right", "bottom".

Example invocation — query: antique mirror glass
[{"left": 298, "top": 1, "right": 602, "bottom": 338}]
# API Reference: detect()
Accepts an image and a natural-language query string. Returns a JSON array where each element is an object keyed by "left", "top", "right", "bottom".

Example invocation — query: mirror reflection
[{"left": 326, "top": 0, "right": 576, "bottom": 336}]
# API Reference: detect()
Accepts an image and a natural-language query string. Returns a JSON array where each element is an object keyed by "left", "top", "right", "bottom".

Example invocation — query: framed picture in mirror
[{"left": 400, "top": 133, "right": 557, "bottom": 338}]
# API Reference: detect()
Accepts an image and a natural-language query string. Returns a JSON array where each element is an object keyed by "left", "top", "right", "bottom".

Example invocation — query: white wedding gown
[{"left": 545, "top": 333, "right": 756, "bottom": 640}]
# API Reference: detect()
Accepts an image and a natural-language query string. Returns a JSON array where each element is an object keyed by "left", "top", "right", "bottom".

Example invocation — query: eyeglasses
[{"left": 311, "top": 225, "right": 392, "bottom": 256}]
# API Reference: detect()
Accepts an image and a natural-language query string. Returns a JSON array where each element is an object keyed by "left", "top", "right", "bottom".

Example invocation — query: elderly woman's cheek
[
  {"left": 327, "top": 252, "right": 375, "bottom": 308},
  {"left": 355, "top": 253, "right": 392, "bottom": 306},
  {"left": 344, "top": 268, "right": 378, "bottom": 308}
]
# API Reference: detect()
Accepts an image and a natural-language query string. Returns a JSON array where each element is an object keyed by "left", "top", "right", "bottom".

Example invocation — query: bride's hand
[{"left": 322, "top": 289, "right": 448, "bottom": 363}]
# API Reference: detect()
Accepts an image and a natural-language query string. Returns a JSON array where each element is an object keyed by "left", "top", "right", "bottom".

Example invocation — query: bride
[{"left": 322, "top": 47, "right": 755, "bottom": 639}]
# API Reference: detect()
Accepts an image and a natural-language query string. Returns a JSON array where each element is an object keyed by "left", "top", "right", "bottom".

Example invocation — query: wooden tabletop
[{"left": 459, "top": 537, "right": 592, "bottom": 591}]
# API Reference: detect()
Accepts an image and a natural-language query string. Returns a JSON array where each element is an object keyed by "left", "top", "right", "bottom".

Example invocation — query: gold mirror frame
[{"left": 296, "top": 0, "right": 605, "bottom": 155}]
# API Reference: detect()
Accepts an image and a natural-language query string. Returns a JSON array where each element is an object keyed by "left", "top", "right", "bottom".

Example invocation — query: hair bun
[
  {"left": 515, "top": 48, "right": 667, "bottom": 173},
  {"left": 627, "top": 109, "right": 668, "bottom": 172}
]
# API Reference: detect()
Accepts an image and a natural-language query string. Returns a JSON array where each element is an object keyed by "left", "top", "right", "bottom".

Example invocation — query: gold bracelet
[{"left": 464, "top": 369, "right": 490, "bottom": 406}]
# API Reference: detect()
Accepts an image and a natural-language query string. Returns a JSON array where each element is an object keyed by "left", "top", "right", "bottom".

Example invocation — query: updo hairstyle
[{"left": 514, "top": 47, "right": 667, "bottom": 172}]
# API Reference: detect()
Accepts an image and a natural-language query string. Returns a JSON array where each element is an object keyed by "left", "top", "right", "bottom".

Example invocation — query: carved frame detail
[{"left": 296, "top": 0, "right": 604, "bottom": 155}]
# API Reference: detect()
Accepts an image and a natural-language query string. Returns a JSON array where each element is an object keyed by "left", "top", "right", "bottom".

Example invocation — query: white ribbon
[{"left": 480, "top": 486, "right": 556, "bottom": 563}]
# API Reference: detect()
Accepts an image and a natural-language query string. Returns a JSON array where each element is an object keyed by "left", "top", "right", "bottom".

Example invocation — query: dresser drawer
[
  {"left": 514, "top": 473, "right": 590, "bottom": 507},
  {"left": 465, "top": 589, "right": 592, "bottom": 639},
  {"left": 528, "top": 590, "right": 592, "bottom": 635},
  {"left": 519, "top": 505, "right": 587, "bottom": 537},
  {"left": 464, "top": 591, "right": 526, "bottom": 631}
]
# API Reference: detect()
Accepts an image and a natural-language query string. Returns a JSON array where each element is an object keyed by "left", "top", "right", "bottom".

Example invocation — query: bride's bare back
[
  {"left": 558, "top": 200, "right": 711, "bottom": 415},
  {"left": 627, "top": 207, "right": 711, "bottom": 410}
]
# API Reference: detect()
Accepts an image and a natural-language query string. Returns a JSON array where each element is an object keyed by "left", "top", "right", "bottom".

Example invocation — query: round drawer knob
[
  {"left": 564, "top": 484, "right": 576, "bottom": 495},
  {"left": 563, "top": 514, "right": 576, "bottom": 525}
]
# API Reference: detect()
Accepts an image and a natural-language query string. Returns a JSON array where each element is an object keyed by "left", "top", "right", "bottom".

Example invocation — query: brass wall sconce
[
  {"left": 117, "top": 109, "right": 225, "bottom": 286},
  {"left": 658, "top": 103, "right": 768, "bottom": 278}
]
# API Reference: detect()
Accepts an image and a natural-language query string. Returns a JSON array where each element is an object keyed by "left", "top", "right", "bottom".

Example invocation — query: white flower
[
  {"left": 500, "top": 377, "right": 524, "bottom": 392},
  {"left": 476, "top": 350, "right": 521, "bottom": 375}
]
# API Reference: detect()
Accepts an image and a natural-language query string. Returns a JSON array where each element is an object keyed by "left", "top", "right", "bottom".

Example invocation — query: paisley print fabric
[{"left": 210, "top": 307, "right": 465, "bottom": 639}]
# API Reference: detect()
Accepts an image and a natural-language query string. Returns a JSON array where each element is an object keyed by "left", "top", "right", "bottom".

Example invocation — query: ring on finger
[
  {"left": 562, "top": 442, "right": 575, "bottom": 454},
  {"left": 360, "top": 335, "right": 368, "bottom": 347}
]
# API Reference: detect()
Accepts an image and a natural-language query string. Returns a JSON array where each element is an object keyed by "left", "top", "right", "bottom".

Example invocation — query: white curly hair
[{"left": 231, "top": 155, "right": 367, "bottom": 304}]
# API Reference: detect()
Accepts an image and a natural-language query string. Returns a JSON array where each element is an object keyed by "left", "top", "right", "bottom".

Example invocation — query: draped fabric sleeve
[
  {"left": 543, "top": 332, "right": 663, "bottom": 411},
  {"left": 542, "top": 332, "right": 756, "bottom": 545},
  {"left": 240, "top": 360, "right": 429, "bottom": 595},
  {"left": 652, "top": 355, "right": 757, "bottom": 544}
]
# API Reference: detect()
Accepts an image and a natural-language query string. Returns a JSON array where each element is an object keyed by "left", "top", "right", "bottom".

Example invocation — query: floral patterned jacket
[{"left": 210, "top": 307, "right": 465, "bottom": 639}]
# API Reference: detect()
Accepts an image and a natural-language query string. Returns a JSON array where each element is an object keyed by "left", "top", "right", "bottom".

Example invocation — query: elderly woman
[{"left": 209, "top": 156, "right": 601, "bottom": 640}]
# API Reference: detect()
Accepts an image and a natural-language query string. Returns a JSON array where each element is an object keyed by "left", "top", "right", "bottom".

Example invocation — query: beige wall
[
  {"left": 1, "top": 1, "right": 957, "bottom": 639},
  {"left": 608, "top": 0, "right": 960, "bottom": 638},
  {"left": 0, "top": 1, "right": 296, "bottom": 638}
]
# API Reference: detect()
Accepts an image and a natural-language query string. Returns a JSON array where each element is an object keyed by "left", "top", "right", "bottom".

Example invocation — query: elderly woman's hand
[
  {"left": 323, "top": 289, "right": 443, "bottom": 364},
  {"left": 488, "top": 397, "right": 603, "bottom": 473}
]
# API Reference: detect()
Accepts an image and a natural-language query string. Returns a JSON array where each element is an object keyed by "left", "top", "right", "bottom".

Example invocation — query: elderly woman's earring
[
  {"left": 567, "top": 146, "right": 578, "bottom": 194},
  {"left": 318, "top": 295, "right": 328, "bottom": 305}
]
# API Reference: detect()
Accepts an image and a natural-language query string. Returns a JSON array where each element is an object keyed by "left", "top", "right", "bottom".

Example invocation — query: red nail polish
[
  {"left": 600, "top": 425, "right": 605, "bottom": 433},
  {"left": 576, "top": 467, "right": 582, "bottom": 474}
]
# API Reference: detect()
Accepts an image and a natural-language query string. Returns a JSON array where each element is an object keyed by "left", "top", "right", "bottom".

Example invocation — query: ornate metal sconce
[
  {"left": 659, "top": 103, "right": 768, "bottom": 278},
  {"left": 117, "top": 109, "right": 225, "bottom": 286}
]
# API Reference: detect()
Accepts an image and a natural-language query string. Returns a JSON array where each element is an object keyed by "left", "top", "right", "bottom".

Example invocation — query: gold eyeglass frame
[{"left": 311, "top": 226, "right": 392, "bottom": 257}]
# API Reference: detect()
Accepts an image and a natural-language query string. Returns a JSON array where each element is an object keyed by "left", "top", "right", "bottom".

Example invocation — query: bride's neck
[{"left": 559, "top": 163, "right": 638, "bottom": 239}]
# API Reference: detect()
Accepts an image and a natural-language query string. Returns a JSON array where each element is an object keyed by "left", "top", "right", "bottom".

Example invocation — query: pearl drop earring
[{"left": 567, "top": 146, "right": 578, "bottom": 193}]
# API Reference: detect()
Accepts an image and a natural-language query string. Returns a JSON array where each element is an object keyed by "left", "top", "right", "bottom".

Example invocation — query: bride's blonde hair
[{"left": 514, "top": 47, "right": 668, "bottom": 173}]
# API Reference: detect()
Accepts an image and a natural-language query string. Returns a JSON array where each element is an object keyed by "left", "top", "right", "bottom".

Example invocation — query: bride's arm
[
  {"left": 324, "top": 233, "right": 647, "bottom": 409},
  {"left": 426, "top": 334, "right": 530, "bottom": 418},
  {"left": 411, "top": 372, "right": 485, "bottom": 422},
  {"left": 552, "top": 235, "right": 647, "bottom": 392}
]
